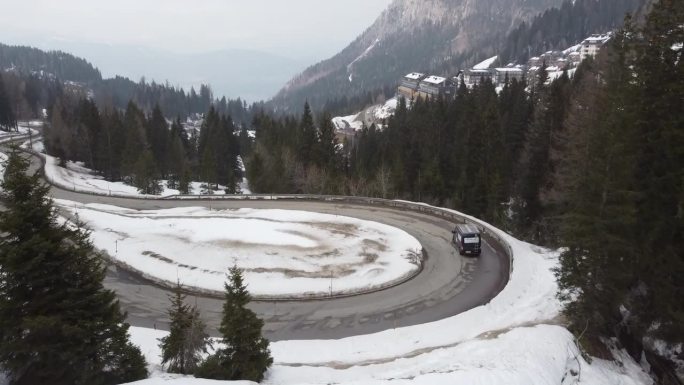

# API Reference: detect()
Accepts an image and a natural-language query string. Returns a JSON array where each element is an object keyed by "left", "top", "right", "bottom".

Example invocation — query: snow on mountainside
[{"left": 270, "top": 0, "right": 564, "bottom": 112}]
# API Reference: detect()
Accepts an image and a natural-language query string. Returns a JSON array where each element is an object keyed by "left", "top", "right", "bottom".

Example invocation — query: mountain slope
[{"left": 270, "top": 0, "right": 564, "bottom": 112}]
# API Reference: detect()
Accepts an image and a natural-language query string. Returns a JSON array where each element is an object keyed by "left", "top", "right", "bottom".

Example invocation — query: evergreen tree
[
  {"left": 196, "top": 266, "right": 272, "bottom": 382},
  {"left": 0, "top": 149, "right": 147, "bottom": 385},
  {"left": 555, "top": 41, "right": 638, "bottom": 342},
  {"left": 628, "top": 0, "right": 684, "bottom": 343},
  {"left": 317, "top": 112, "right": 339, "bottom": 172},
  {"left": 148, "top": 105, "right": 170, "bottom": 178},
  {"left": 159, "top": 282, "right": 211, "bottom": 375},
  {"left": 121, "top": 102, "right": 148, "bottom": 183},
  {"left": 133, "top": 149, "right": 162, "bottom": 195},
  {"left": 297, "top": 102, "right": 317, "bottom": 166},
  {"left": 0, "top": 75, "right": 16, "bottom": 131}
]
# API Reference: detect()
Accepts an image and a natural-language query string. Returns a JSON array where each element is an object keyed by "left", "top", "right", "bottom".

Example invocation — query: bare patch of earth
[{"left": 142, "top": 251, "right": 223, "bottom": 276}]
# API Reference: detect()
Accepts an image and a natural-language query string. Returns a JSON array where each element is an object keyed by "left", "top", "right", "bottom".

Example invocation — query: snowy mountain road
[
  {"left": 51, "top": 193, "right": 510, "bottom": 341},
  {"left": 11, "top": 146, "right": 510, "bottom": 341}
]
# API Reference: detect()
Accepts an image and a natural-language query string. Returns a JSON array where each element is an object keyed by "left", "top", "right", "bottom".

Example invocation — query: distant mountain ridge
[
  {"left": 42, "top": 43, "right": 307, "bottom": 102},
  {"left": 269, "top": 0, "right": 564, "bottom": 112},
  {"left": 0, "top": 43, "right": 255, "bottom": 121}
]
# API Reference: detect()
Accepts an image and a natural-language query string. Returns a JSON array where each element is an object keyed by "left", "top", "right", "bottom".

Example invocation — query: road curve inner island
[{"left": 13, "top": 146, "right": 510, "bottom": 341}]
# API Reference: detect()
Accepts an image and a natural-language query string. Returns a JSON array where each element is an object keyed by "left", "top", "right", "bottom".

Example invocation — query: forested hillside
[
  {"left": 0, "top": 43, "right": 256, "bottom": 121},
  {"left": 270, "top": 0, "right": 564, "bottom": 113},
  {"left": 498, "top": 0, "right": 646, "bottom": 64},
  {"left": 43, "top": 98, "right": 243, "bottom": 195},
  {"left": 270, "top": 0, "right": 646, "bottom": 114}
]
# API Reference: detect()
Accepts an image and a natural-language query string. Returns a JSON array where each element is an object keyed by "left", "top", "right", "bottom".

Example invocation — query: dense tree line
[
  {"left": 44, "top": 98, "right": 243, "bottom": 195},
  {"left": 0, "top": 44, "right": 102, "bottom": 83},
  {"left": 248, "top": 74, "right": 548, "bottom": 229},
  {"left": 245, "top": 103, "right": 341, "bottom": 194},
  {"left": 93, "top": 78, "right": 258, "bottom": 123},
  {"left": 0, "top": 71, "right": 64, "bottom": 127},
  {"left": 555, "top": 1, "right": 683, "bottom": 381}
]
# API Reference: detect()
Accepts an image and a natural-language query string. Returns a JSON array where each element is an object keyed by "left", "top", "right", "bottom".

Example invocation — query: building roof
[
  {"left": 404, "top": 72, "right": 425, "bottom": 80},
  {"left": 423, "top": 75, "right": 446, "bottom": 85},
  {"left": 582, "top": 34, "right": 611, "bottom": 45},
  {"left": 495, "top": 67, "right": 524, "bottom": 73},
  {"left": 467, "top": 69, "right": 492, "bottom": 74}
]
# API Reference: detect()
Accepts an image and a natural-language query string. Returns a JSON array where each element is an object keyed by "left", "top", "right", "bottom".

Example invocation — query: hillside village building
[
  {"left": 580, "top": 34, "right": 612, "bottom": 59},
  {"left": 494, "top": 68, "right": 525, "bottom": 84},
  {"left": 398, "top": 72, "right": 426, "bottom": 99},
  {"left": 395, "top": 32, "right": 611, "bottom": 99},
  {"left": 397, "top": 73, "right": 456, "bottom": 100},
  {"left": 463, "top": 69, "right": 493, "bottom": 86},
  {"left": 417, "top": 75, "right": 456, "bottom": 99}
]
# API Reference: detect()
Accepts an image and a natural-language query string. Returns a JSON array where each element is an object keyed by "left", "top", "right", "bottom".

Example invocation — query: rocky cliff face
[{"left": 270, "top": 0, "right": 563, "bottom": 113}]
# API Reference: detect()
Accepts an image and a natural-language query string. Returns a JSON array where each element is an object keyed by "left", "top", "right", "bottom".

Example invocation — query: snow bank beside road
[{"left": 42, "top": 152, "right": 242, "bottom": 198}]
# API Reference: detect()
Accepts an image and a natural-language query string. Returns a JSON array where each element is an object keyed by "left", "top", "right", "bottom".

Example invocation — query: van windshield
[{"left": 463, "top": 236, "right": 479, "bottom": 244}]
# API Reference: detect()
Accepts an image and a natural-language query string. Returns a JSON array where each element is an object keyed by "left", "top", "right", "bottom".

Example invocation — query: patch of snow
[
  {"left": 0, "top": 152, "right": 7, "bottom": 183},
  {"left": 422, "top": 75, "right": 446, "bottom": 85},
  {"left": 39, "top": 152, "right": 247, "bottom": 198},
  {"left": 548, "top": 68, "right": 577, "bottom": 83},
  {"left": 0, "top": 124, "right": 38, "bottom": 143},
  {"left": 563, "top": 44, "right": 582, "bottom": 55},
  {"left": 332, "top": 114, "right": 364, "bottom": 132},
  {"left": 374, "top": 97, "right": 399, "bottom": 121},
  {"left": 347, "top": 38, "right": 381, "bottom": 73},
  {"left": 55, "top": 201, "right": 422, "bottom": 298},
  {"left": 404, "top": 72, "right": 425, "bottom": 80},
  {"left": 473, "top": 55, "right": 498, "bottom": 70}
]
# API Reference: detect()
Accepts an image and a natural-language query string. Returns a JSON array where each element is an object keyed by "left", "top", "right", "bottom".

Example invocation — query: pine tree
[
  {"left": 121, "top": 102, "right": 148, "bottom": 183},
  {"left": 555, "top": 41, "right": 638, "bottom": 342},
  {"left": 629, "top": 0, "right": 684, "bottom": 343},
  {"left": 196, "top": 266, "right": 272, "bottom": 382},
  {"left": 0, "top": 75, "right": 17, "bottom": 131},
  {"left": 148, "top": 105, "right": 170, "bottom": 178},
  {"left": 317, "top": 112, "right": 339, "bottom": 173},
  {"left": 133, "top": 149, "right": 162, "bottom": 195},
  {"left": 297, "top": 102, "right": 317, "bottom": 166},
  {"left": 159, "top": 282, "right": 211, "bottom": 375},
  {"left": 0, "top": 149, "right": 147, "bottom": 385}
]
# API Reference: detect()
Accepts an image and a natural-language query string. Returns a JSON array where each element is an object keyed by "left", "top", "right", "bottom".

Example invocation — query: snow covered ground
[
  {"left": 56, "top": 201, "right": 422, "bottom": 298},
  {"left": 332, "top": 98, "right": 401, "bottom": 134},
  {"left": 38, "top": 150, "right": 247, "bottom": 198},
  {"left": 0, "top": 122, "right": 39, "bottom": 143},
  {"left": 332, "top": 113, "right": 364, "bottom": 132},
  {"left": 373, "top": 97, "right": 398, "bottom": 121},
  {"left": 0, "top": 152, "right": 7, "bottom": 182},
  {"left": 124, "top": 205, "right": 651, "bottom": 384}
]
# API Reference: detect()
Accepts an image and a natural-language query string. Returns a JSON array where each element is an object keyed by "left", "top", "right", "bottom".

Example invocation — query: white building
[{"left": 580, "top": 34, "right": 612, "bottom": 60}]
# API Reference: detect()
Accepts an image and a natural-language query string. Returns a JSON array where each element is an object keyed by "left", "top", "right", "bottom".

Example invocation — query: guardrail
[{"left": 7, "top": 140, "right": 515, "bottom": 300}]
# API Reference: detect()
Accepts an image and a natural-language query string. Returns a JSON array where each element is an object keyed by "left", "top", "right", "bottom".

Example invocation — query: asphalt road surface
[{"left": 8, "top": 145, "right": 510, "bottom": 341}]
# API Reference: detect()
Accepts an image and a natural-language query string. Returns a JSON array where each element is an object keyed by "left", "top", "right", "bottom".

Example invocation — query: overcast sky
[{"left": 0, "top": 0, "right": 393, "bottom": 60}]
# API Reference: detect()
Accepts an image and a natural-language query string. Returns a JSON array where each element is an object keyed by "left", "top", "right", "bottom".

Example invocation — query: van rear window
[{"left": 463, "top": 236, "right": 479, "bottom": 244}]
